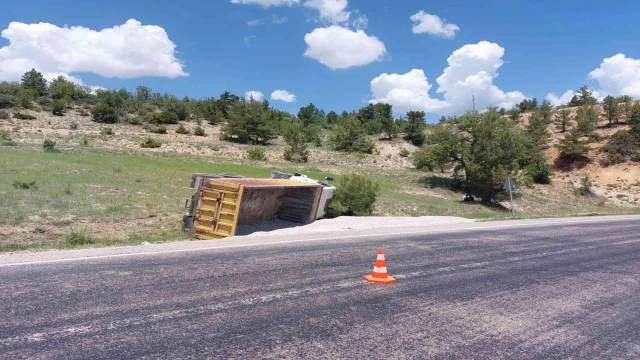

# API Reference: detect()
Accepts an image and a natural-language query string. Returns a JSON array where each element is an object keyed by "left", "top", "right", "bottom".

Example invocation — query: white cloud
[
  {"left": 271, "top": 90, "right": 297, "bottom": 102},
  {"left": 272, "top": 15, "right": 288, "bottom": 24},
  {"left": 588, "top": 54, "right": 640, "bottom": 98},
  {"left": 245, "top": 90, "right": 264, "bottom": 101},
  {"left": 303, "top": 0, "right": 350, "bottom": 24},
  {"left": 370, "top": 69, "right": 448, "bottom": 113},
  {"left": 304, "top": 26, "right": 386, "bottom": 70},
  {"left": 411, "top": 11, "right": 459, "bottom": 38},
  {"left": 352, "top": 15, "right": 368, "bottom": 30},
  {"left": 231, "top": 0, "right": 299, "bottom": 6},
  {"left": 243, "top": 35, "right": 257, "bottom": 47},
  {"left": 545, "top": 90, "right": 575, "bottom": 107},
  {"left": 0, "top": 19, "right": 187, "bottom": 83},
  {"left": 247, "top": 19, "right": 264, "bottom": 26},
  {"left": 370, "top": 41, "right": 525, "bottom": 115}
]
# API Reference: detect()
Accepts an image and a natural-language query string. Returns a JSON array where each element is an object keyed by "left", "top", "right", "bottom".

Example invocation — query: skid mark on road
[{"left": 2, "top": 237, "right": 639, "bottom": 349}]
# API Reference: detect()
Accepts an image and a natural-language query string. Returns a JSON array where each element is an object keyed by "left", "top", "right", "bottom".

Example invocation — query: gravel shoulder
[{"left": 236, "top": 216, "right": 473, "bottom": 237}]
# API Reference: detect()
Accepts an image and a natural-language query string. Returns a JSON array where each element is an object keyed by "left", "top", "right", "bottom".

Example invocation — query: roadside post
[{"left": 504, "top": 177, "right": 516, "bottom": 219}]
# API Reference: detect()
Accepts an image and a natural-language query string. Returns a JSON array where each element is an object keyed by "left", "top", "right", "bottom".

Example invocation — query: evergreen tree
[
  {"left": 405, "top": 111, "right": 426, "bottom": 146},
  {"left": 21, "top": 69, "right": 47, "bottom": 97}
]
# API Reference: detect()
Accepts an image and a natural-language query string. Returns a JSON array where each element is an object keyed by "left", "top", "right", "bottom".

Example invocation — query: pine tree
[{"left": 21, "top": 69, "right": 47, "bottom": 97}]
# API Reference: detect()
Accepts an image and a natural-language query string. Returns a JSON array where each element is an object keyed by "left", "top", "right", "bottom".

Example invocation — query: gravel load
[{"left": 236, "top": 216, "right": 473, "bottom": 237}]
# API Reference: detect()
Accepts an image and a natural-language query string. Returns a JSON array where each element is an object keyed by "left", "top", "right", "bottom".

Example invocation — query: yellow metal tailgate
[{"left": 191, "top": 181, "right": 244, "bottom": 240}]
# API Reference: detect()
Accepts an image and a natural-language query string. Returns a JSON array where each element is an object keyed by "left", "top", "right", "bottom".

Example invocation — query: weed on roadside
[{"left": 65, "top": 227, "right": 94, "bottom": 246}]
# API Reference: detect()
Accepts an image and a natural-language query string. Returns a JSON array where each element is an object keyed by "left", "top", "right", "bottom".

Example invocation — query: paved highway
[{"left": 1, "top": 216, "right": 639, "bottom": 359}]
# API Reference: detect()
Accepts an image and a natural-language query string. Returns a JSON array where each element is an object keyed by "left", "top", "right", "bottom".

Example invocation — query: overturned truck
[{"left": 183, "top": 173, "right": 336, "bottom": 240}]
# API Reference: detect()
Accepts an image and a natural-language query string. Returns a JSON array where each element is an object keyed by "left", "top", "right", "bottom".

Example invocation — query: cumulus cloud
[
  {"left": 411, "top": 11, "right": 459, "bottom": 38},
  {"left": 0, "top": 19, "right": 187, "bottom": 83},
  {"left": 545, "top": 90, "right": 575, "bottom": 107},
  {"left": 271, "top": 90, "right": 297, "bottom": 102},
  {"left": 231, "top": 0, "right": 299, "bottom": 6},
  {"left": 303, "top": 0, "right": 350, "bottom": 24},
  {"left": 304, "top": 26, "right": 386, "bottom": 70},
  {"left": 245, "top": 90, "right": 264, "bottom": 101},
  {"left": 588, "top": 54, "right": 640, "bottom": 98},
  {"left": 370, "top": 41, "right": 525, "bottom": 115}
]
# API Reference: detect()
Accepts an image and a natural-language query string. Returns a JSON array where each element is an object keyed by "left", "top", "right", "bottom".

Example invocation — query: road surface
[{"left": 1, "top": 216, "right": 639, "bottom": 359}]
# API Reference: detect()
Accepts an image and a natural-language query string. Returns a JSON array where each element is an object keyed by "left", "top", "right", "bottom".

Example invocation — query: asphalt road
[{"left": 1, "top": 216, "right": 639, "bottom": 359}]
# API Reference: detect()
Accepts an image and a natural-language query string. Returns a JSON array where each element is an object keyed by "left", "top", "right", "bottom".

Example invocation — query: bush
[
  {"left": 176, "top": 124, "right": 189, "bottom": 134},
  {"left": 327, "top": 175, "right": 380, "bottom": 217},
  {"left": 330, "top": 117, "right": 375, "bottom": 154},
  {"left": 194, "top": 126, "right": 206, "bottom": 136},
  {"left": 42, "top": 139, "right": 56, "bottom": 152},
  {"left": 246, "top": 147, "right": 267, "bottom": 161},
  {"left": 577, "top": 174, "right": 592, "bottom": 196},
  {"left": 412, "top": 149, "right": 436, "bottom": 171},
  {"left": 0, "top": 129, "right": 10, "bottom": 140},
  {"left": 0, "top": 94, "right": 17, "bottom": 109},
  {"left": 525, "top": 158, "right": 552, "bottom": 184},
  {"left": 150, "top": 125, "right": 167, "bottom": 134},
  {"left": 101, "top": 128, "right": 114, "bottom": 136},
  {"left": 399, "top": 149, "right": 410, "bottom": 158},
  {"left": 65, "top": 227, "right": 94, "bottom": 247},
  {"left": 283, "top": 122, "right": 310, "bottom": 163},
  {"left": 13, "top": 112, "right": 36, "bottom": 120},
  {"left": 13, "top": 180, "right": 37, "bottom": 190},
  {"left": 51, "top": 100, "right": 65, "bottom": 116},
  {"left": 81, "top": 136, "right": 89, "bottom": 146},
  {"left": 0, "top": 110, "right": 8, "bottom": 119},
  {"left": 148, "top": 111, "right": 179, "bottom": 124},
  {"left": 140, "top": 137, "right": 161, "bottom": 148},
  {"left": 70, "top": 122, "right": 78, "bottom": 130},
  {"left": 92, "top": 103, "right": 119, "bottom": 123}
]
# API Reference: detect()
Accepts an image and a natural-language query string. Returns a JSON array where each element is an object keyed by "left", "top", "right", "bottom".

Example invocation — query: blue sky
[{"left": 2, "top": 0, "right": 640, "bottom": 121}]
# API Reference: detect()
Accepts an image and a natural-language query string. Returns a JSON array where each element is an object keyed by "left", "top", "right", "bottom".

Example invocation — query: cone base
[{"left": 363, "top": 274, "right": 396, "bottom": 284}]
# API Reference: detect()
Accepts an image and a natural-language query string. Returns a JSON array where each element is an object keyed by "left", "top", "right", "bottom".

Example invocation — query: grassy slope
[{"left": 1, "top": 145, "right": 638, "bottom": 252}]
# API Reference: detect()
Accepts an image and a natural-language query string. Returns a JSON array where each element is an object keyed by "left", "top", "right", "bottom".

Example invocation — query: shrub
[
  {"left": 631, "top": 152, "right": 640, "bottom": 162},
  {"left": 327, "top": 175, "right": 380, "bottom": 217},
  {"left": 101, "top": 128, "right": 114, "bottom": 136},
  {"left": 176, "top": 124, "right": 189, "bottom": 134},
  {"left": 283, "top": 123, "right": 310, "bottom": 163},
  {"left": 194, "top": 126, "right": 206, "bottom": 136},
  {"left": 42, "top": 139, "right": 56, "bottom": 152},
  {"left": 140, "top": 137, "right": 161, "bottom": 148},
  {"left": 92, "top": 103, "right": 119, "bottom": 123},
  {"left": 525, "top": 158, "right": 552, "bottom": 184},
  {"left": 399, "top": 149, "right": 410, "bottom": 158},
  {"left": 65, "top": 227, "right": 94, "bottom": 247},
  {"left": 0, "top": 110, "right": 8, "bottom": 119},
  {"left": 0, "top": 94, "right": 17, "bottom": 109},
  {"left": 412, "top": 149, "right": 436, "bottom": 171},
  {"left": 330, "top": 117, "right": 375, "bottom": 154},
  {"left": 126, "top": 117, "right": 143, "bottom": 126},
  {"left": 150, "top": 125, "right": 167, "bottom": 134},
  {"left": 0, "top": 129, "right": 10, "bottom": 140},
  {"left": 13, "top": 112, "right": 36, "bottom": 120},
  {"left": 148, "top": 110, "right": 179, "bottom": 124},
  {"left": 246, "top": 147, "right": 267, "bottom": 161},
  {"left": 51, "top": 100, "right": 65, "bottom": 116},
  {"left": 81, "top": 136, "right": 89, "bottom": 146},
  {"left": 70, "top": 122, "right": 78, "bottom": 130},
  {"left": 577, "top": 174, "right": 592, "bottom": 196},
  {"left": 12, "top": 180, "right": 37, "bottom": 190}
]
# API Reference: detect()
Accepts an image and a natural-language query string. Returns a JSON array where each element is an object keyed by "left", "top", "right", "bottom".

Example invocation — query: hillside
[{"left": 1, "top": 98, "right": 639, "bottom": 252}]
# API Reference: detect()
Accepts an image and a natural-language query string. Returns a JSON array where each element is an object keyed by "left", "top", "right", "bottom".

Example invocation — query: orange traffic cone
[{"left": 363, "top": 249, "right": 396, "bottom": 284}]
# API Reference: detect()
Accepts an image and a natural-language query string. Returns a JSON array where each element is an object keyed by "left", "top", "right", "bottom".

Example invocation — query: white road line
[{"left": 0, "top": 216, "right": 638, "bottom": 268}]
